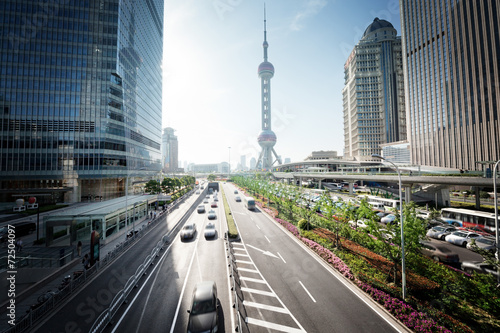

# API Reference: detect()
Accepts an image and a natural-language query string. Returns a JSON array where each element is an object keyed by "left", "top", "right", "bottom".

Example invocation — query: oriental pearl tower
[{"left": 256, "top": 9, "right": 281, "bottom": 170}]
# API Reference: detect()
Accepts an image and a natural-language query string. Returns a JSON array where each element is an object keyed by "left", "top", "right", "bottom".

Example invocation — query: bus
[
  {"left": 359, "top": 195, "right": 400, "bottom": 211},
  {"left": 440, "top": 207, "right": 498, "bottom": 235},
  {"left": 244, "top": 197, "right": 256, "bottom": 210}
]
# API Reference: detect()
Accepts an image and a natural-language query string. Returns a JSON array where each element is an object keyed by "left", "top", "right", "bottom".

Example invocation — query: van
[{"left": 368, "top": 202, "right": 385, "bottom": 211}]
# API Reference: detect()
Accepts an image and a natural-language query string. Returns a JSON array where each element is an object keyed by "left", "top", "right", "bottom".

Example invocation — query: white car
[
  {"left": 380, "top": 214, "right": 397, "bottom": 224},
  {"left": 348, "top": 219, "right": 369, "bottom": 228},
  {"left": 444, "top": 231, "right": 481, "bottom": 247},
  {"left": 180, "top": 223, "right": 196, "bottom": 240},
  {"left": 426, "top": 226, "right": 456, "bottom": 240},
  {"left": 204, "top": 222, "right": 216, "bottom": 238}
]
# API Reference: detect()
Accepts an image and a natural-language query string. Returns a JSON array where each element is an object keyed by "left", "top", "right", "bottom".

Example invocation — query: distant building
[
  {"left": 343, "top": 18, "right": 406, "bottom": 162},
  {"left": 305, "top": 151, "right": 339, "bottom": 161},
  {"left": 250, "top": 157, "right": 257, "bottom": 170},
  {"left": 240, "top": 155, "right": 247, "bottom": 170},
  {"left": 380, "top": 141, "right": 410, "bottom": 164},
  {"left": 400, "top": 0, "right": 500, "bottom": 170},
  {"left": 284, "top": 158, "right": 291, "bottom": 164},
  {"left": 191, "top": 163, "right": 228, "bottom": 174},
  {"left": 162, "top": 128, "right": 179, "bottom": 172}
]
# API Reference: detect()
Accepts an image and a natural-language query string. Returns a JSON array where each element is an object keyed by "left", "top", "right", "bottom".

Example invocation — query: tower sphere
[
  {"left": 258, "top": 61, "right": 274, "bottom": 78},
  {"left": 258, "top": 130, "right": 277, "bottom": 148}
]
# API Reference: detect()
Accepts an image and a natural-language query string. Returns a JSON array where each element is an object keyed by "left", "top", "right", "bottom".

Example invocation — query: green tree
[
  {"left": 161, "top": 177, "right": 175, "bottom": 194},
  {"left": 144, "top": 180, "right": 161, "bottom": 194},
  {"left": 207, "top": 174, "right": 216, "bottom": 181}
]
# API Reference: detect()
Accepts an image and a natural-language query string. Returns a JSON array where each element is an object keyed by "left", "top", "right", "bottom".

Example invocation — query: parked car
[
  {"left": 187, "top": 281, "right": 219, "bottom": 333},
  {"left": 207, "top": 210, "right": 217, "bottom": 220},
  {"left": 210, "top": 202, "right": 217, "bottom": 208},
  {"left": 348, "top": 219, "right": 369, "bottom": 228},
  {"left": 466, "top": 236, "right": 496, "bottom": 253},
  {"left": 180, "top": 223, "right": 196, "bottom": 240},
  {"left": 235, "top": 196, "right": 241, "bottom": 202},
  {"left": 197, "top": 205, "right": 205, "bottom": 214},
  {"left": 204, "top": 222, "right": 216, "bottom": 239},
  {"left": 461, "top": 261, "right": 499, "bottom": 277},
  {"left": 380, "top": 214, "right": 397, "bottom": 224},
  {"left": 426, "top": 225, "right": 457, "bottom": 240},
  {"left": 445, "top": 231, "right": 481, "bottom": 247},
  {"left": 426, "top": 218, "right": 445, "bottom": 230},
  {"left": 420, "top": 241, "right": 460, "bottom": 264}
]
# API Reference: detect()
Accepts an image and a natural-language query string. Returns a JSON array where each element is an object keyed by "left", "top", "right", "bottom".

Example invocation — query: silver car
[
  {"left": 204, "top": 222, "right": 216, "bottom": 238},
  {"left": 445, "top": 231, "right": 481, "bottom": 247},
  {"left": 426, "top": 226, "right": 456, "bottom": 240},
  {"left": 466, "top": 237, "right": 496, "bottom": 253},
  {"left": 180, "top": 223, "right": 196, "bottom": 240},
  {"left": 461, "top": 261, "right": 499, "bottom": 277}
]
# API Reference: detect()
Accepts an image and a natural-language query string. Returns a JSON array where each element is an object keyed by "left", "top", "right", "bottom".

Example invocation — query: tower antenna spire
[{"left": 263, "top": 3, "right": 268, "bottom": 61}]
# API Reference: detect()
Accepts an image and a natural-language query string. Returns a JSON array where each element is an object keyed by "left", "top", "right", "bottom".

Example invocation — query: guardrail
[
  {"left": 3, "top": 189, "right": 195, "bottom": 333},
  {"left": 226, "top": 235, "right": 249, "bottom": 333}
]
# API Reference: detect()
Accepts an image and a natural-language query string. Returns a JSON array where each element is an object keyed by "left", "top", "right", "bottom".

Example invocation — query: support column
[
  {"left": 474, "top": 186, "right": 481, "bottom": 209},
  {"left": 348, "top": 182, "right": 354, "bottom": 195},
  {"left": 404, "top": 184, "right": 413, "bottom": 204}
]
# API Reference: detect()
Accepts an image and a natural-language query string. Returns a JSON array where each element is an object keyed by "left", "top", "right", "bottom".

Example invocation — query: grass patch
[{"left": 220, "top": 185, "right": 238, "bottom": 239}]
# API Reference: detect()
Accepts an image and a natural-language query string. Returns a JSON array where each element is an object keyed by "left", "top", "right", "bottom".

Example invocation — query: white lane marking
[
  {"left": 169, "top": 239, "right": 201, "bottom": 333},
  {"left": 246, "top": 317, "right": 305, "bottom": 333},
  {"left": 240, "top": 276, "right": 267, "bottom": 284},
  {"left": 264, "top": 235, "right": 271, "bottom": 243},
  {"left": 299, "top": 281, "right": 316, "bottom": 303},
  {"left": 277, "top": 252, "right": 286, "bottom": 264},
  {"left": 246, "top": 244, "right": 278, "bottom": 258},
  {"left": 256, "top": 224, "right": 261, "bottom": 230},
  {"left": 235, "top": 259, "right": 253, "bottom": 265},
  {"left": 233, "top": 253, "right": 249, "bottom": 257},
  {"left": 241, "top": 287, "right": 275, "bottom": 297},
  {"left": 243, "top": 301, "right": 288, "bottom": 313},
  {"left": 112, "top": 242, "right": 173, "bottom": 333},
  {"left": 237, "top": 267, "right": 259, "bottom": 273}
]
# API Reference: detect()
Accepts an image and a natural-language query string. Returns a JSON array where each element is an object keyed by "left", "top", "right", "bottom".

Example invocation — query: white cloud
[{"left": 290, "top": 0, "right": 328, "bottom": 31}]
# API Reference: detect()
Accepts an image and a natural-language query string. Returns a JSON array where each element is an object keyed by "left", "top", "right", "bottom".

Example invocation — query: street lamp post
[
  {"left": 228, "top": 147, "right": 232, "bottom": 178},
  {"left": 493, "top": 160, "right": 500, "bottom": 284},
  {"left": 372, "top": 153, "right": 406, "bottom": 299}
]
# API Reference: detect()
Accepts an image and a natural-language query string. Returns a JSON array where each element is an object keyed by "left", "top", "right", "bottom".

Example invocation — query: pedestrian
[
  {"left": 77, "top": 241, "right": 82, "bottom": 257},
  {"left": 18, "top": 238, "right": 23, "bottom": 252},
  {"left": 82, "top": 254, "right": 90, "bottom": 269}
]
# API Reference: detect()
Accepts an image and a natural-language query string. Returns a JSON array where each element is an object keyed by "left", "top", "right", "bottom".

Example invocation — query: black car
[{"left": 187, "top": 281, "right": 219, "bottom": 333}]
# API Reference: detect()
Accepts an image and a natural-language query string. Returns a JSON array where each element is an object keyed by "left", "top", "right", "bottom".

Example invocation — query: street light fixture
[
  {"left": 493, "top": 159, "right": 500, "bottom": 284},
  {"left": 372, "top": 153, "right": 406, "bottom": 299}
]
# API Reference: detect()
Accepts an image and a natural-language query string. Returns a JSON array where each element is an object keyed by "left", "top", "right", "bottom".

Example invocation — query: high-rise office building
[
  {"left": 342, "top": 18, "right": 406, "bottom": 162},
  {"left": 162, "top": 127, "right": 178, "bottom": 173},
  {"left": 0, "top": 0, "right": 163, "bottom": 203},
  {"left": 400, "top": 0, "right": 500, "bottom": 170}
]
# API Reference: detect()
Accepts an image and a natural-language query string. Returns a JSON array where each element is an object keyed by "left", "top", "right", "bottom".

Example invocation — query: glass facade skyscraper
[
  {"left": 343, "top": 18, "right": 406, "bottom": 162},
  {"left": 400, "top": 0, "right": 500, "bottom": 170},
  {"left": 0, "top": 0, "right": 163, "bottom": 204}
]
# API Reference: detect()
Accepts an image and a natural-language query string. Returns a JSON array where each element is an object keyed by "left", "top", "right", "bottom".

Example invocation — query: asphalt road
[
  {"left": 223, "top": 183, "right": 409, "bottom": 333},
  {"left": 30, "top": 189, "right": 233, "bottom": 333}
]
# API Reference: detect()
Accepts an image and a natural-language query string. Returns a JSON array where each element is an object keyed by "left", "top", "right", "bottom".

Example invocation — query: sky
[{"left": 162, "top": 0, "right": 401, "bottom": 169}]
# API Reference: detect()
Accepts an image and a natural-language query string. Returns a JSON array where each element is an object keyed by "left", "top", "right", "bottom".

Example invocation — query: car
[
  {"left": 234, "top": 190, "right": 238, "bottom": 194},
  {"left": 420, "top": 241, "right": 460, "bottom": 264},
  {"left": 195, "top": 191, "right": 200, "bottom": 194},
  {"left": 210, "top": 202, "right": 217, "bottom": 208},
  {"left": 444, "top": 231, "right": 481, "bottom": 247},
  {"left": 467, "top": 236, "right": 496, "bottom": 253},
  {"left": 348, "top": 219, "right": 369, "bottom": 228},
  {"left": 213, "top": 196, "right": 218, "bottom": 202},
  {"left": 197, "top": 205, "right": 205, "bottom": 213},
  {"left": 180, "top": 223, "right": 196, "bottom": 239},
  {"left": 426, "top": 225, "right": 457, "bottom": 240},
  {"left": 204, "top": 222, "right": 216, "bottom": 238},
  {"left": 380, "top": 214, "right": 397, "bottom": 224},
  {"left": 235, "top": 196, "right": 241, "bottom": 202},
  {"left": 426, "top": 219, "right": 445, "bottom": 229},
  {"left": 203, "top": 199, "right": 209, "bottom": 204},
  {"left": 461, "top": 261, "right": 499, "bottom": 277},
  {"left": 207, "top": 209, "right": 217, "bottom": 220},
  {"left": 187, "top": 281, "right": 219, "bottom": 333}
]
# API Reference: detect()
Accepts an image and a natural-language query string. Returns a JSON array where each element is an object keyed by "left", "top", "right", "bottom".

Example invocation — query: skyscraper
[
  {"left": 342, "top": 18, "right": 406, "bottom": 161},
  {"left": 400, "top": 0, "right": 500, "bottom": 170},
  {"left": 256, "top": 9, "right": 281, "bottom": 170},
  {"left": 162, "top": 127, "right": 178, "bottom": 173},
  {"left": 0, "top": 0, "right": 163, "bottom": 203}
]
